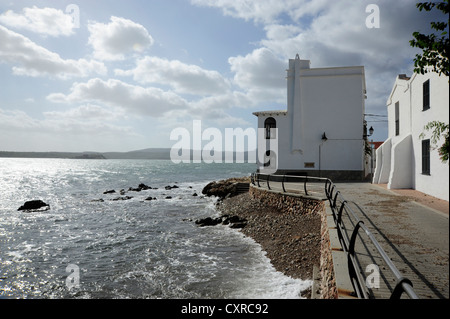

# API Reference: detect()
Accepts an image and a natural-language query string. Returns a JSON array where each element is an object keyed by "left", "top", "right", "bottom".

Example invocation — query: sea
[{"left": 0, "top": 158, "right": 312, "bottom": 299}]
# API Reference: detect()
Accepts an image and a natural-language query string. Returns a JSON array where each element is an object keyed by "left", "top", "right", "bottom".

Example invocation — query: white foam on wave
[{"left": 208, "top": 226, "right": 313, "bottom": 299}]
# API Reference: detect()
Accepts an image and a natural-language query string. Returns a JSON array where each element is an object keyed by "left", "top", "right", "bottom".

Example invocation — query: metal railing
[{"left": 251, "top": 172, "right": 419, "bottom": 299}]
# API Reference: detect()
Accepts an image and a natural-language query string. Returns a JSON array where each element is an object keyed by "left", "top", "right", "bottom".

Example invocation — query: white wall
[
  {"left": 256, "top": 57, "right": 366, "bottom": 177},
  {"left": 410, "top": 72, "right": 449, "bottom": 200},
  {"left": 374, "top": 72, "right": 449, "bottom": 201}
]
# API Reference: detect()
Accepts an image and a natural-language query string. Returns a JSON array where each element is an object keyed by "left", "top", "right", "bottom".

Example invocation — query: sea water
[{"left": 0, "top": 158, "right": 312, "bottom": 299}]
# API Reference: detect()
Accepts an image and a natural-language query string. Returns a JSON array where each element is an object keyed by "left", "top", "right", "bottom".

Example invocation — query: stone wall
[
  {"left": 249, "top": 185, "right": 338, "bottom": 299},
  {"left": 249, "top": 186, "right": 322, "bottom": 215},
  {"left": 319, "top": 205, "right": 338, "bottom": 299}
]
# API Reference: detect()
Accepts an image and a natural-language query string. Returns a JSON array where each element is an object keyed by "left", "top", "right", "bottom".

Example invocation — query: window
[
  {"left": 422, "top": 139, "right": 430, "bottom": 175},
  {"left": 264, "top": 117, "right": 276, "bottom": 139},
  {"left": 395, "top": 102, "right": 400, "bottom": 136},
  {"left": 423, "top": 80, "right": 430, "bottom": 111}
]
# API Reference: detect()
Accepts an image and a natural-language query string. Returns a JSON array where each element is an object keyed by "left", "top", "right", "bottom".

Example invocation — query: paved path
[
  {"left": 255, "top": 179, "right": 448, "bottom": 298},
  {"left": 331, "top": 182, "right": 448, "bottom": 299}
]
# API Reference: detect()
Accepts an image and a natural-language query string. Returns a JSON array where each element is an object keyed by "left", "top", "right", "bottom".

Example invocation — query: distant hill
[
  {"left": 0, "top": 151, "right": 104, "bottom": 159},
  {"left": 0, "top": 149, "right": 170, "bottom": 160},
  {"left": 0, "top": 148, "right": 253, "bottom": 161},
  {"left": 102, "top": 148, "right": 171, "bottom": 160}
]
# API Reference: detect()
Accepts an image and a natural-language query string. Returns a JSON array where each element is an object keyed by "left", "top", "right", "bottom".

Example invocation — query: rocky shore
[{"left": 199, "top": 177, "right": 322, "bottom": 298}]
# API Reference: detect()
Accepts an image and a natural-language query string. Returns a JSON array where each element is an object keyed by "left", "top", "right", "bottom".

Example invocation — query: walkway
[
  {"left": 254, "top": 177, "right": 448, "bottom": 299},
  {"left": 333, "top": 182, "right": 448, "bottom": 299}
]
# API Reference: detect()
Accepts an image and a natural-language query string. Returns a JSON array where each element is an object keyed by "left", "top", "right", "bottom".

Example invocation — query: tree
[
  {"left": 411, "top": 1, "right": 449, "bottom": 163},
  {"left": 410, "top": 1, "right": 449, "bottom": 76}
]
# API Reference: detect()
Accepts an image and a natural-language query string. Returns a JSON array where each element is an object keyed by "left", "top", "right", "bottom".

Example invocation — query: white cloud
[
  {"left": 0, "top": 107, "right": 133, "bottom": 135},
  {"left": 191, "top": 0, "right": 296, "bottom": 24},
  {"left": 0, "top": 25, "right": 106, "bottom": 79},
  {"left": 0, "top": 6, "right": 76, "bottom": 37},
  {"left": 229, "top": 47, "right": 286, "bottom": 103},
  {"left": 88, "top": 16, "right": 154, "bottom": 61},
  {"left": 115, "top": 56, "right": 230, "bottom": 95},
  {"left": 47, "top": 78, "right": 189, "bottom": 117},
  {"left": 43, "top": 104, "right": 125, "bottom": 121},
  {"left": 0, "top": 107, "right": 140, "bottom": 152}
]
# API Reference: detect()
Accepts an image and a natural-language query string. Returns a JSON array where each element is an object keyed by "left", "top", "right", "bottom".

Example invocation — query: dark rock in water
[
  {"left": 103, "top": 189, "right": 116, "bottom": 194},
  {"left": 222, "top": 215, "right": 246, "bottom": 225},
  {"left": 222, "top": 215, "right": 247, "bottom": 228},
  {"left": 195, "top": 217, "right": 223, "bottom": 227},
  {"left": 18, "top": 200, "right": 50, "bottom": 212},
  {"left": 165, "top": 185, "right": 179, "bottom": 190},
  {"left": 128, "top": 183, "right": 152, "bottom": 192},
  {"left": 202, "top": 181, "right": 238, "bottom": 199},
  {"left": 145, "top": 197, "right": 157, "bottom": 201},
  {"left": 165, "top": 196, "right": 172, "bottom": 199},
  {"left": 195, "top": 215, "right": 247, "bottom": 229},
  {"left": 192, "top": 193, "right": 198, "bottom": 197},
  {"left": 91, "top": 198, "right": 104, "bottom": 202},
  {"left": 138, "top": 183, "right": 151, "bottom": 190},
  {"left": 111, "top": 196, "right": 133, "bottom": 201}
]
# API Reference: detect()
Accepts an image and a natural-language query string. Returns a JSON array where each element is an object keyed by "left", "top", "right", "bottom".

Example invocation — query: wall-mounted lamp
[
  {"left": 364, "top": 126, "right": 374, "bottom": 139},
  {"left": 322, "top": 132, "right": 328, "bottom": 141}
]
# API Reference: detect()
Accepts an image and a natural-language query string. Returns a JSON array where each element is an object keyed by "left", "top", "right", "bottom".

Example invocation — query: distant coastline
[
  {"left": 0, "top": 148, "right": 252, "bottom": 161},
  {"left": 0, "top": 148, "right": 171, "bottom": 160}
]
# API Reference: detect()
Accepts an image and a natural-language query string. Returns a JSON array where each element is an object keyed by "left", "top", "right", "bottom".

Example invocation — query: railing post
[
  {"left": 333, "top": 191, "right": 340, "bottom": 209},
  {"left": 267, "top": 174, "right": 271, "bottom": 190},
  {"left": 282, "top": 174, "right": 286, "bottom": 193},
  {"left": 304, "top": 176, "right": 309, "bottom": 196},
  {"left": 348, "top": 220, "right": 364, "bottom": 256},
  {"left": 257, "top": 173, "right": 261, "bottom": 188},
  {"left": 390, "top": 277, "right": 414, "bottom": 299},
  {"left": 337, "top": 200, "right": 347, "bottom": 224}
]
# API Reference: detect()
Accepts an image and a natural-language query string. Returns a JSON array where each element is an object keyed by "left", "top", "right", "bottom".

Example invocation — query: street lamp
[{"left": 364, "top": 126, "right": 374, "bottom": 139}]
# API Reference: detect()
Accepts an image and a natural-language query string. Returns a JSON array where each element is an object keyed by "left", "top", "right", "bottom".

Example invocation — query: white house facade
[
  {"left": 373, "top": 71, "right": 449, "bottom": 201},
  {"left": 254, "top": 55, "right": 367, "bottom": 181}
]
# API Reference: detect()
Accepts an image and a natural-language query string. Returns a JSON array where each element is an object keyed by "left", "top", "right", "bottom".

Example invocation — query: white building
[
  {"left": 373, "top": 71, "right": 449, "bottom": 201},
  {"left": 253, "top": 55, "right": 367, "bottom": 181}
]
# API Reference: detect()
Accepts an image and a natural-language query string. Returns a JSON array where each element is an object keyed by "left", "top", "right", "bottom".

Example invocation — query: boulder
[
  {"left": 195, "top": 217, "right": 223, "bottom": 227},
  {"left": 103, "top": 189, "right": 116, "bottom": 194},
  {"left": 165, "top": 185, "right": 179, "bottom": 190},
  {"left": 195, "top": 215, "right": 247, "bottom": 229},
  {"left": 138, "top": 183, "right": 151, "bottom": 190},
  {"left": 202, "top": 181, "right": 238, "bottom": 199},
  {"left": 18, "top": 200, "right": 50, "bottom": 212},
  {"left": 111, "top": 196, "right": 133, "bottom": 201}
]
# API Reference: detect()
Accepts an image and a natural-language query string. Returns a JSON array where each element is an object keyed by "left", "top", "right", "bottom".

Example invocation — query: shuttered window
[
  {"left": 422, "top": 139, "right": 430, "bottom": 175},
  {"left": 423, "top": 80, "right": 430, "bottom": 111},
  {"left": 395, "top": 102, "right": 400, "bottom": 136}
]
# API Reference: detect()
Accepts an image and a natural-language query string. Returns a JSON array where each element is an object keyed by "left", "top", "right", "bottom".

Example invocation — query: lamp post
[
  {"left": 363, "top": 126, "right": 375, "bottom": 182},
  {"left": 319, "top": 132, "right": 328, "bottom": 177}
]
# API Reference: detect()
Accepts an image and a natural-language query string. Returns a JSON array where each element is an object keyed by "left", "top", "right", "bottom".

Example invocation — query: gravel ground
[{"left": 216, "top": 192, "right": 322, "bottom": 298}]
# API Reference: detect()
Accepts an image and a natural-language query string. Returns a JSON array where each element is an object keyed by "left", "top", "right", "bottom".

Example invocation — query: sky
[{"left": 0, "top": 0, "right": 446, "bottom": 152}]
